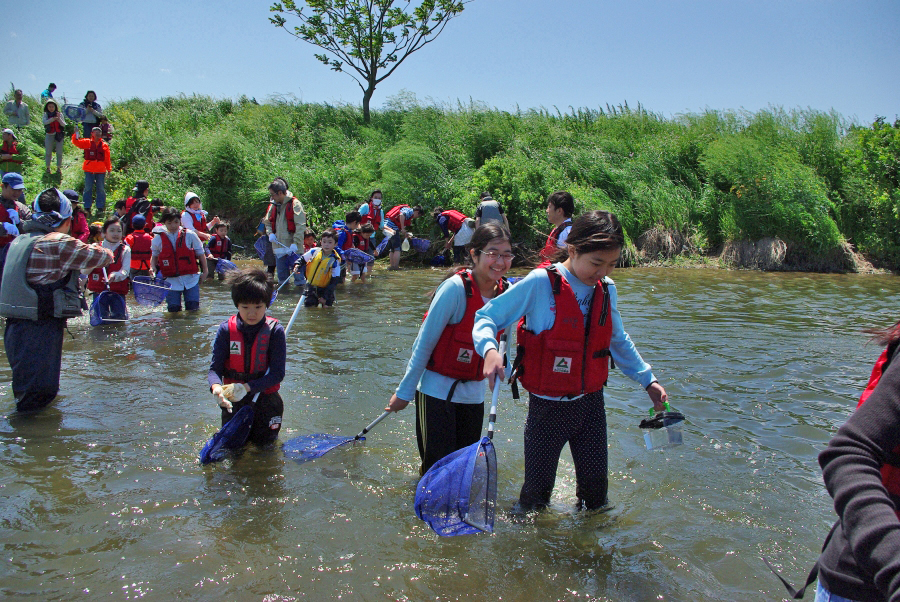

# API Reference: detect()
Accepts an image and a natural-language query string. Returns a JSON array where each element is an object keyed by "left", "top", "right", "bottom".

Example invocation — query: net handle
[
  {"left": 248, "top": 294, "right": 304, "bottom": 406},
  {"left": 354, "top": 410, "right": 391, "bottom": 440},
  {"left": 487, "top": 335, "right": 507, "bottom": 440}
]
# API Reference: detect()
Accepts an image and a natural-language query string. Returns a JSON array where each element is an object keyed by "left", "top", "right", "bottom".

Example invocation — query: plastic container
[{"left": 639, "top": 402, "right": 685, "bottom": 451}]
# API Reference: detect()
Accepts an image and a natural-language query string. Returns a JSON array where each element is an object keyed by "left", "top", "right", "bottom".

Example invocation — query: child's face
[
  {"left": 471, "top": 238, "right": 513, "bottom": 283},
  {"left": 188, "top": 199, "right": 201, "bottom": 211},
  {"left": 566, "top": 246, "right": 621, "bottom": 286},
  {"left": 216, "top": 226, "right": 228, "bottom": 236},
  {"left": 237, "top": 302, "right": 267, "bottom": 326},
  {"left": 304, "top": 235, "right": 315, "bottom": 247},
  {"left": 320, "top": 236, "right": 336, "bottom": 252},
  {"left": 164, "top": 218, "right": 180, "bottom": 233},
  {"left": 347, "top": 221, "right": 360, "bottom": 230},
  {"left": 104, "top": 222, "right": 123, "bottom": 244}
]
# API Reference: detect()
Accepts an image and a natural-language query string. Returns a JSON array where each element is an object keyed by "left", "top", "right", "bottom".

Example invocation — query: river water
[{"left": 1, "top": 265, "right": 898, "bottom": 601}]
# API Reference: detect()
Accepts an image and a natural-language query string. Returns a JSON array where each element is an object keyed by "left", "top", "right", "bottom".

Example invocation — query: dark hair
[
  {"left": 268, "top": 179, "right": 287, "bottom": 195},
  {"left": 547, "top": 191, "right": 575, "bottom": 218},
  {"left": 101, "top": 218, "right": 122, "bottom": 233},
  {"left": 345, "top": 210, "right": 361, "bottom": 224},
  {"left": 369, "top": 189, "right": 382, "bottom": 200},
  {"left": 412, "top": 205, "right": 424, "bottom": 217},
  {"left": 37, "top": 189, "right": 61, "bottom": 213},
  {"left": 359, "top": 223, "right": 376, "bottom": 234},
  {"left": 114, "top": 199, "right": 127, "bottom": 211},
  {"left": 319, "top": 228, "right": 336, "bottom": 241},
  {"left": 276, "top": 176, "right": 289, "bottom": 189},
  {"left": 479, "top": 191, "right": 493, "bottom": 200},
  {"left": 88, "top": 224, "right": 101, "bottom": 239},
  {"left": 159, "top": 206, "right": 181, "bottom": 223},
  {"left": 43, "top": 101, "right": 58, "bottom": 114},
  {"left": 48, "top": 83, "right": 56, "bottom": 89},
  {"left": 84, "top": 90, "right": 97, "bottom": 103},
  {"left": 215, "top": 221, "right": 229, "bottom": 230},
  {"left": 134, "top": 180, "right": 150, "bottom": 197},
  {"left": 304, "top": 228, "right": 316, "bottom": 238},
  {"left": 867, "top": 321, "right": 900, "bottom": 346},
  {"left": 226, "top": 268, "right": 274, "bottom": 308},
  {"left": 432, "top": 207, "right": 444, "bottom": 221},
  {"left": 548, "top": 210, "right": 624, "bottom": 263}
]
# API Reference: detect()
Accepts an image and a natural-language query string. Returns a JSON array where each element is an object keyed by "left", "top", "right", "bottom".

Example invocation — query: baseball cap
[{"left": 1, "top": 172, "right": 25, "bottom": 190}]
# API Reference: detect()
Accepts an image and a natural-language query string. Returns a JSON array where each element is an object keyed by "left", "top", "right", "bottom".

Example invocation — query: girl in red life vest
[
  {"left": 207, "top": 222, "right": 233, "bottom": 280},
  {"left": 385, "top": 223, "right": 513, "bottom": 475},
  {"left": 208, "top": 269, "right": 286, "bottom": 447},
  {"left": 476, "top": 210, "right": 668, "bottom": 511},
  {"left": 42, "top": 100, "right": 65, "bottom": 174},
  {"left": 85, "top": 218, "right": 131, "bottom": 297},
  {"left": 124, "top": 214, "right": 153, "bottom": 277}
]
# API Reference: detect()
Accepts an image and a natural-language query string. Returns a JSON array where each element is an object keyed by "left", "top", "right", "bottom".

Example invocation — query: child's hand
[
  {"left": 212, "top": 384, "right": 232, "bottom": 413},
  {"left": 646, "top": 382, "right": 668, "bottom": 411},
  {"left": 482, "top": 347, "right": 505, "bottom": 390},
  {"left": 386, "top": 394, "right": 409, "bottom": 412},
  {"left": 221, "top": 383, "right": 248, "bottom": 401}
]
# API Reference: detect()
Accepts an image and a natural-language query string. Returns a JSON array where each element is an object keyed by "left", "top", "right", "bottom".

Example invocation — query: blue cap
[
  {"left": 62, "top": 189, "right": 79, "bottom": 202},
  {"left": 131, "top": 214, "right": 146, "bottom": 228},
  {"left": 1, "top": 172, "right": 25, "bottom": 190}
]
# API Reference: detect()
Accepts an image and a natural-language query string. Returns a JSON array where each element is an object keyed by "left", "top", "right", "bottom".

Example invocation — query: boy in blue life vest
[
  {"left": 208, "top": 268, "right": 286, "bottom": 447},
  {"left": 293, "top": 228, "right": 342, "bottom": 308}
]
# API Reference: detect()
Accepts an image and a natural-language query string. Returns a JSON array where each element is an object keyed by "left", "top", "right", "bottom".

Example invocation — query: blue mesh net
[
  {"left": 199, "top": 405, "right": 254, "bottom": 464},
  {"left": 89, "top": 291, "right": 128, "bottom": 326},
  {"left": 132, "top": 276, "right": 170, "bottom": 306},
  {"left": 254, "top": 236, "right": 268, "bottom": 260},
  {"left": 282, "top": 434, "right": 363, "bottom": 464},
  {"left": 415, "top": 437, "right": 497, "bottom": 536},
  {"left": 343, "top": 248, "right": 374, "bottom": 264},
  {"left": 410, "top": 238, "right": 431, "bottom": 253},
  {"left": 214, "top": 258, "right": 238, "bottom": 274}
]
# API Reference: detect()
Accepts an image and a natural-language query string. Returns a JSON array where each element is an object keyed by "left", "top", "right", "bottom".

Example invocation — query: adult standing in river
[
  {"left": 0, "top": 188, "right": 113, "bottom": 413},
  {"left": 3, "top": 89, "right": 30, "bottom": 129},
  {"left": 71, "top": 126, "right": 111, "bottom": 214},
  {"left": 78, "top": 91, "right": 104, "bottom": 138},
  {"left": 383, "top": 203, "right": 424, "bottom": 270},
  {"left": 264, "top": 178, "right": 306, "bottom": 287},
  {"left": 474, "top": 192, "right": 510, "bottom": 231}
]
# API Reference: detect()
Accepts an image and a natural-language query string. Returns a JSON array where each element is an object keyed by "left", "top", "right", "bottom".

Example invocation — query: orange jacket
[{"left": 70, "top": 132, "right": 111, "bottom": 174}]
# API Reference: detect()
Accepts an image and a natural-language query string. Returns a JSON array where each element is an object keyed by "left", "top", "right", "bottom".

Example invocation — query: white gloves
[
  {"left": 108, "top": 271, "right": 126, "bottom": 282},
  {"left": 7, "top": 209, "right": 19, "bottom": 225},
  {"left": 3, "top": 222, "right": 18, "bottom": 237},
  {"left": 289, "top": 244, "right": 298, "bottom": 253},
  {"left": 222, "top": 383, "right": 249, "bottom": 401},
  {"left": 268, "top": 233, "right": 277, "bottom": 243}
]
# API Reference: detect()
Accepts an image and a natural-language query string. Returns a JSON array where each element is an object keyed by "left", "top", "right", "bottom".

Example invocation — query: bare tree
[{"left": 270, "top": 0, "right": 468, "bottom": 123}]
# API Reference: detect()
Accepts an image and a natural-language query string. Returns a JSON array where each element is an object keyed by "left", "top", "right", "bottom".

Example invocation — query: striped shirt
[{"left": 26, "top": 232, "right": 113, "bottom": 286}]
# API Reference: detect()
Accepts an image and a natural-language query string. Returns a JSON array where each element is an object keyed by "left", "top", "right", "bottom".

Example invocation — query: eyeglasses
[{"left": 479, "top": 250, "right": 515, "bottom": 262}]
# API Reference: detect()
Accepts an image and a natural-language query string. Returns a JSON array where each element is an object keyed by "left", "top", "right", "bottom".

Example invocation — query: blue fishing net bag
[
  {"left": 89, "top": 291, "right": 128, "bottom": 326},
  {"left": 415, "top": 437, "right": 497, "bottom": 536}
]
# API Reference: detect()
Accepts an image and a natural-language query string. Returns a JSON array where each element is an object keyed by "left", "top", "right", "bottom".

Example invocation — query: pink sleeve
[{"left": 76, "top": 212, "right": 90, "bottom": 242}]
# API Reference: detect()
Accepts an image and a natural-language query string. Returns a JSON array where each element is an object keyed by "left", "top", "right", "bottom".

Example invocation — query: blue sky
[{"left": 7, "top": 0, "right": 898, "bottom": 122}]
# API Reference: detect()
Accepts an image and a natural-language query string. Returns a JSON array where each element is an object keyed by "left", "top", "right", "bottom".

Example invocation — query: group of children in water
[{"left": 208, "top": 192, "right": 668, "bottom": 515}]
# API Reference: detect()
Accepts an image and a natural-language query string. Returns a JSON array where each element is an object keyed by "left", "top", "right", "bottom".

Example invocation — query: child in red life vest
[
  {"left": 303, "top": 229, "right": 315, "bottom": 253},
  {"left": 83, "top": 218, "right": 131, "bottom": 299},
  {"left": 124, "top": 214, "right": 153, "bottom": 278},
  {"left": 294, "top": 228, "right": 342, "bottom": 308},
  {"left": 350, "top": 223, "right": 376, "bottom": 283},
  {"left": 385, "top": 223, "right": 513, "bottom": 474},
  {"left": 206, "top": 222, "right": 233, "bottom": 280},
  {"left": 149, "top": 206, "right": 209, "bottom": 313},
  {"left": 209, "top": 269, "right": 286, "bottom": 447},
  {"left": 475, "top": 210, "right": 668, "bottom": 511},
  {"left": 539, "top": 191, "right": 575, "bottom": 261}
]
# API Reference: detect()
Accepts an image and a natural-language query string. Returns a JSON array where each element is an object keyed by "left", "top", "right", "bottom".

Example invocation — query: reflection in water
[{"left": 0, "top": 265, "right": 897, "bottom": 599}]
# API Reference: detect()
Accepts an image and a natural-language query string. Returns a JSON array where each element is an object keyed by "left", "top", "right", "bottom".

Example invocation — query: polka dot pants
[{"left": 519, "top": 389, "right": 608, "bottom": 510}]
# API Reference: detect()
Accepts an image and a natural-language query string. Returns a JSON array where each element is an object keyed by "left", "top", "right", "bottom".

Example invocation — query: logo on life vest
[
  {"left": 229, "top": 341, "right": 242, "bottom": 355},
  {"left": 161, "top": 259, "right": 171, "bottom": 266},
  {"left": 456, "top": 348, "right": 473, "bottom": 364},
  {"left": 553, "top": 357, "right": 572, "bottom": 374}
]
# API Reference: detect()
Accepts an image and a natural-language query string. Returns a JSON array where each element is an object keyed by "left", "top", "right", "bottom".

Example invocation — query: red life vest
[
  {"left": 124, "top": 196, "right": 154, "bottom": 231},
  {"left": 87, "top": 244, "right": 129, "bottom": 295},
  {"left": 44, "top": 113, "right": 62, "bottom": 134},
  {"left": 856, "top": 343, "right": 900, "bottom": 519},
  {"left": 126, "top": 230, "right": 153, "bottom": 270},
  {"left": 208, "top": 234, "right": 231, "bottom": 259},
  {"left": 0, "top": 203, "right": 14, "bottom": 248},
  {"left": 224, "top": 315, "right": 280, "bottom": 394},
  {"left": 359, "top": 202, "right": 382, "bottom": 228},
  {"left": 183, "top": 210, "right": 208, "bottom": 234},
  {"left": 351, "top": 232, "right": 369, "bottom": 251},
  {"left": 157, "top": 228, "right": 198, "bottom": 278},
  {"left": 268, "top": 198, "right": 296, "bottom": 234},
  {"left": 426, "top": 270, "right": 506, "bottom": 382},
  {"left": 386, "top": 204, "right": 411, "bottom": 225},
  {"left": 440, "top": 209, "right": 467, "bottom": 232},
  {"left": 339, "top": 227, "right": 354, "bottom": 250},
  {"left": 1, "top": 141, "right": 22, "bottom": 165},
  {"left": 83, "top": 138, "right": 106, "bottom": 162},
  {"left": 512, "top": 266, "right": 612, "bottom": 398},
  {"left": 540, "top": 221, "right": 571, "bottom": 260}
]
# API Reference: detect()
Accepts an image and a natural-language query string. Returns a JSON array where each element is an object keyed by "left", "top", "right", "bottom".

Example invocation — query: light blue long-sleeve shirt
[
  {"left": 473, "top": 263, "right": 656, "bottom": 401},
  {"left": 395, "top": 271, "right": 490, "bottom": 404},
  {"left": 358, "top": 203, "right": 386, "bottom": 238}
]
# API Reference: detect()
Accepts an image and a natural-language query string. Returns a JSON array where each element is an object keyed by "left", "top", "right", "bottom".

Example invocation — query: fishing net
[
  {"left": 343, "top": 247, "right": 374, "bottom": 264},
  {"left": 62, "top": 104, "right": 86, "bottom": 122},
  {"left": 410, "top": 238, "right": 431, "bottom": 253},
  {"left": 375, "top": 237, "right": 390, "bottom": 256},
  {"left": 89, "top": 291, "right": 128, "bottom": 326},
  {"left": 214, "top": 258, "right": 238, "bottom": 274},
  {"left": 254, "top": 236, "right": 268, "bottom": 260},
  {"left": 282, "top": 434, "right": 363, "bottom": 463},
  {"left": 199, "top": 405, "right": 254, "bottom": 464},
  {"left": 132, "top": 276, "right": 170, "bottom": 306},
  {"left": 415, "top": 436, "right": 497, "bottom": 536}
]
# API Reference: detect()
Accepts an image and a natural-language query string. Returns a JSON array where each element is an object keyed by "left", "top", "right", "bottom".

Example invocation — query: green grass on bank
[{"left": 8, "top": 88, "right": 900, "bottom": 270}]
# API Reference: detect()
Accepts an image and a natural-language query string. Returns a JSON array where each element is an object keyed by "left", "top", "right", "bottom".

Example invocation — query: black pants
[
  {"left": 221, "top": 390, "right": 283, "bottom": 447},
  {"left": 304, "top": 280, "right": 337, "bottom": 307},
  {"left": 519, "top": 390, "right": 608, "bottom": 510},
  {"left": 4, "top": 317, "right": 65, "bottom": 412},
  {"left": 415, "top": 390, "right": 484, "bottom": 475}
]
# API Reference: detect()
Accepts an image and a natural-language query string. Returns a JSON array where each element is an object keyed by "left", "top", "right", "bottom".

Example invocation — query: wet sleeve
[
  {"left": 819, "top": 345, "right": 900, "bottom": 600},
  {"left": 607, "top": 280, "right": 656, "bottom": 388},
  {"left": 207, "top": 323, "right": 230, "bottom": 389},
  {"left": 247, "top": 324, "right": 286, "bottom": 393},
  {"left": 395, "top": 278, "right": 466, "bottom": 402}
]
